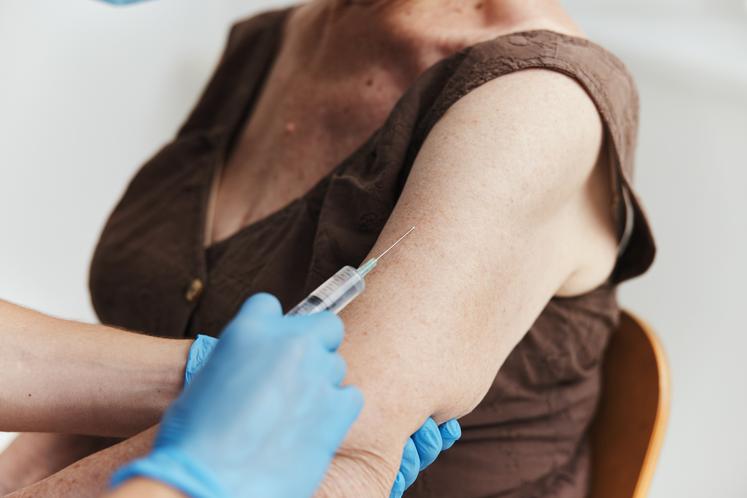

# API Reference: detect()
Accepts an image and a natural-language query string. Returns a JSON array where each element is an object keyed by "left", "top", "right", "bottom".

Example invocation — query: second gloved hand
[
  {"left": 111, "top": 293, "right": 363, "bottom": 498},
  {"left": 390, "top": 418, "right": 462, "bottom": 498}
]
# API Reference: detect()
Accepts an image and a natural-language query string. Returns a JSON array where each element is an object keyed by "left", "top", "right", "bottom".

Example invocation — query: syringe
[{"left": 286, "top": 227, "right": 415, "bottom": 316}]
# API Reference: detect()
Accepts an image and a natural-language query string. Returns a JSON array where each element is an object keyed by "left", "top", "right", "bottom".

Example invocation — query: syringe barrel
[{"left": 286, "top": 266, "right": 366, "bottom": 316}]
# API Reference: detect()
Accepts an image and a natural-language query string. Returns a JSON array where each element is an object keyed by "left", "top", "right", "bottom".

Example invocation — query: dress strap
[{"left": 177, "top": 8, "right": 291, "bottom": 140}]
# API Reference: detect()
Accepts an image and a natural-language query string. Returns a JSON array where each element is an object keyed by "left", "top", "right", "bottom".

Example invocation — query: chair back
[{"left": 589, "top": 310, "right": 670, "bottom": 498}]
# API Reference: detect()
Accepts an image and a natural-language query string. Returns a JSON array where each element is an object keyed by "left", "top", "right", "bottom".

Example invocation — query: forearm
[
  {"left": 0, "top": 434, "right": 117, "bottom": 495},
  {"left": 5, "top": 428, "right": 156, "bottom": 498},
  {"left": 0, "top": 300, "right": 190, "bottom": 436}
]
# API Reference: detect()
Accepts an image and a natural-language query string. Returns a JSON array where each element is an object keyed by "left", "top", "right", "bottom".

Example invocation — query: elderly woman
[{"left": 1, "top": 0, "right": 654, "bottom": 497}]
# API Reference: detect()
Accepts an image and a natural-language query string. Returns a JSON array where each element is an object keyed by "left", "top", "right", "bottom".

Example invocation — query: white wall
[
  {"left": 564, "top": 3, "right": 747, "bottom": 497},
  {"left": 1, "top": 1, "right": 746, "bottom": 497}
]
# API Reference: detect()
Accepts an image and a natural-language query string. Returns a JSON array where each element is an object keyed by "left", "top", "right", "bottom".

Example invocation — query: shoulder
[
  {"left": 411, "top": 68, "right": 619, "bottom": 294},
  {"left": 423, "top": 68, "right": 604, "bottom": 207},
  {"left": 450, "top": 68, "right": 602, "bottom": 145},
  {"left": 420, "top": 29, "right": 640, "bottom": 180}
]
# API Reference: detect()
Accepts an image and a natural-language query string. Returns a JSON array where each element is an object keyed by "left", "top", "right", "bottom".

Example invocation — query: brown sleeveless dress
[{"left": 89, "top": 7, "right": 656, "bottom": 498}]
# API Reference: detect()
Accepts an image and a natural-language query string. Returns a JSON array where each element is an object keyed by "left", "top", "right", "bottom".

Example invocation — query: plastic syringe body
[
  {"left": 285, "top": 226, "right": 412, "bottom": 316},
  {"left": 286, "top": 261, "right": 375, "bottom": 316}
]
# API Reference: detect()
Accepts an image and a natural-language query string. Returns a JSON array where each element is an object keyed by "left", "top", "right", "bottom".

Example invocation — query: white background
[{"left": 1, "top": 1, "right": 746, "bottom": 496}]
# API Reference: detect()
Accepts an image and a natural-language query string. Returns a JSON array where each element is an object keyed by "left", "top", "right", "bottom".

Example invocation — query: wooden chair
[{"left": 589, "top": 310, "right": 670, "bottom": 498}]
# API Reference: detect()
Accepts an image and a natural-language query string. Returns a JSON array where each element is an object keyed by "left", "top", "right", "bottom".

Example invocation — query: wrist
[
  {"left": 158, "top": 338, "right": 193, "bottom": 394},
  {"left": 140, "top": 338, "right": 193, "bottom": 417}
]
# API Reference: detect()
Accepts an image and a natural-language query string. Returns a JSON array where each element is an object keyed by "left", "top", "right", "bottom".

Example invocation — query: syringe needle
[
  {"left": 375, "top": 226, "right": 415, "bottom": 261},
  {"left": 356, "top": 226, "right": 416, "bottom": 278}
]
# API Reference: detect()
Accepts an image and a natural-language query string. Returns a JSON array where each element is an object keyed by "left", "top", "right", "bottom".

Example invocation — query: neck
[
  {"left": 299, "top": 0, "right": 577, "bottom": 55},
  {"left": 326, "top": 0, "right": 573, "bottom": 30},
  {"left": 289, "top": 0, "right": 578, "bottom": 86}
]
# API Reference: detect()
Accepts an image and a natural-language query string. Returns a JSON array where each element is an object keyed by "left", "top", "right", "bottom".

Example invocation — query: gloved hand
[
  {"left": 184, "top": 334, "right": 217, "bottom": 386},
  {"left": 111, "top": 293, "right": 363, "bottom": 498},
  {"left": 391, "top": 418, "right": 461, "bottom": 498}
]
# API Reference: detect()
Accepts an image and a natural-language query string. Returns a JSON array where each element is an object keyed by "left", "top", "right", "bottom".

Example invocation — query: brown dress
[{"left": 89, "top": 7, "right": 656, "bottom": 498}]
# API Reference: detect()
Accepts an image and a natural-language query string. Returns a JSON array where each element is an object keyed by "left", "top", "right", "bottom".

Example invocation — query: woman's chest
[
  {"left": 209, "top": 67, "right": 406, "bottom": 245},
  {"left": 89, "top": 95, "right": 401, "bottom": 338}
]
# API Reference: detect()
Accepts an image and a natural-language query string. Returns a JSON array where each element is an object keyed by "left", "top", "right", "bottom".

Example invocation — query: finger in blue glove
[
  {"left": 412, "top": 418, "right": 442, "bottom": 471},
  {"left": 439, "top": 419, "right": 461, "bottom": 451}
]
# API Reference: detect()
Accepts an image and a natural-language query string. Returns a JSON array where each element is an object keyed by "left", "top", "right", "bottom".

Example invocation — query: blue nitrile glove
[
  {"left": 111, "top": 293, "right": 363, "bottom": 498},
  {"left": 390, "top": 418, "right": 462, "bottom": 498},
  {"left": 184, "top": 334, "right": 217, "bottom": 386}
]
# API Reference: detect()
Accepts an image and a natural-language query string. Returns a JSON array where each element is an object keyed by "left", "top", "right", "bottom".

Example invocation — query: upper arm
[{"left": 320, "top": 69, "right": 616, "bottom": 495}]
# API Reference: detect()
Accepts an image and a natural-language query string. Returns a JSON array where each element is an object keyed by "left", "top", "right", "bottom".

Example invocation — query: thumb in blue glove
[
  {"left": 111, "top": 293, "right": 363, "bottom": 498},
  {"left": 184, "top": 334, "right": 217, "bottom": 386}
]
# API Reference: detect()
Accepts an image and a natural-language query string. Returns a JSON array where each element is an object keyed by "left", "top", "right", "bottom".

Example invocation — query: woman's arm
[
  {"left": 315, "top": 69, "right": 619, "bottom": 496},
  {"left": 0, "top": 300, "right": 190, "bottom": 436},
  {"left": 5, "top": 428, "right": 156, "bottom": 498},
  {"left": 0, "top": 433, "right": 119, "bottom": 495}
]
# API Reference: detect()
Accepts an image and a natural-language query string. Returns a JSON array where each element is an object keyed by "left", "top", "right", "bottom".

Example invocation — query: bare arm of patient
[
  {"left": 4, "top": 428, "right": 156, "bottom": 498},
  {"left": 315, "top": 69, "right": 618, "bottom": 495},
  {"left": 1, "top": 69, "right": 617, "bottom": 498}
]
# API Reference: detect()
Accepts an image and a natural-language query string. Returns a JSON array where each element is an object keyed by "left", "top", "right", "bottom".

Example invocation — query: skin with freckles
[{"left": 0, "top": 1, "right": 619, "bottom": 497}]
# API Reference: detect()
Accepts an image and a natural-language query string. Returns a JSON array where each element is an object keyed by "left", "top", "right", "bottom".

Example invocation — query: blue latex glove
[
  {"left": 111, "top": 293, "right": 363, "bottom": 498},
  {"left": 184, "top": 334, "right": 217, "bottom": 386},
  {"left": 390, "top": 418, "right": 462, "bottom": 498}
]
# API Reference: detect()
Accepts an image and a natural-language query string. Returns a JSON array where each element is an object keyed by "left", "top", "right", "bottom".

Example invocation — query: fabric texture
[{"left": 89, "top": 7, "right": 656, "bottom": 498}]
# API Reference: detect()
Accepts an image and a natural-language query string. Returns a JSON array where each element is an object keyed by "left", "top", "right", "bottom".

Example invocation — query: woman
[{"left": 3, "top": 0, "right": 655, "bottom": 496}]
